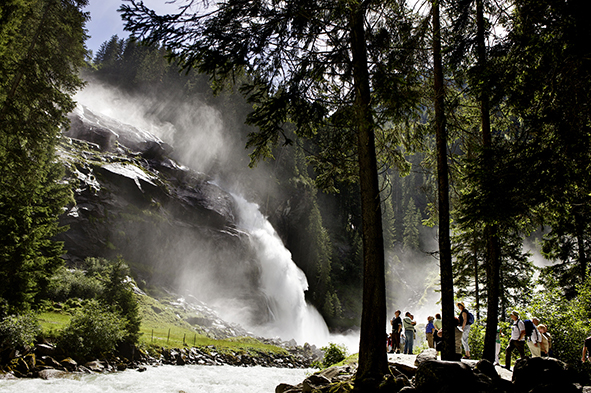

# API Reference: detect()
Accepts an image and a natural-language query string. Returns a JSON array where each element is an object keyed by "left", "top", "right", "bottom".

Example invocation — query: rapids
[{"left": 0, "top": 364, "right": 312, "bottom": 393}]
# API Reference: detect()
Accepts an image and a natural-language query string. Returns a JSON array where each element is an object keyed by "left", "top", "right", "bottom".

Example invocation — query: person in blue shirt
[{"left": 426, "top": 316, "right": 436, "bottom": 348}]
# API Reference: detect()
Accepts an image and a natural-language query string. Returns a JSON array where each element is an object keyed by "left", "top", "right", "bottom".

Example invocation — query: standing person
[
  {"left": 457, "top": 302, "right": 472, "bottom": 359},
  {"left": 505, "top": 310, "right": 526, "bottom": 371},
  {"left": 403, "top": 312, "right": 417, "bottom": 354},
  {"left": 434, "top": 313, "right": 443, "bottom": 332},
  {"left": 495, "top": 324, "right": 504, "bottom": 366},
  {"left": 538, "top": 324, "right": 550, "bottom": 357},
  {"left": 391, "top": 310, "right": 402, "bottom": 354},
  {"left": 527, "top": 317, "right": 543, "bottom": 357},
  {"left": 426, "top": 316, "right": 436, "bottom": 348},
  {"left": 582, "top": 334, "right": 591, "bottom": 362}
]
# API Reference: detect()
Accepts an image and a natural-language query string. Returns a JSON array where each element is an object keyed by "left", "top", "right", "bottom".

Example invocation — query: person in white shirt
[{"left": 504, "top": 310, "right": 525, "bottom": 371}]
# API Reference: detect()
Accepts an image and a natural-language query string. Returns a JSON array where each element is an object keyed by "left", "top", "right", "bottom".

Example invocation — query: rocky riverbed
[{"left": 0, "top": 338, "right": 322, "bottom": 380}]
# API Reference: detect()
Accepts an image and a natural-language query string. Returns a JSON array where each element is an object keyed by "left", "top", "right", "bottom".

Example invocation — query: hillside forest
[{"left": 1, "top": 0, "right": 591, "bottom": 386}]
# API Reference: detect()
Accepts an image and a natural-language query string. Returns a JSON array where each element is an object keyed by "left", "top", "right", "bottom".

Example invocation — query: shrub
[
  {"left": 0, "top": 313, "right": 41, "bottom": 348},
  {"left": 46, "top": 266, "right": 103, "bottom": 302},
  {"left": 467, "top": 323, "right": 485, "bottom": 359},
  {"left": 321, "top": 342, "right": 348, "bottom": 368},
  {"left": 102, "top": 258, "right": 141, "bottom": 343},
  {"left": 58, "top": 300, "right": 125, "bottom": 359}
]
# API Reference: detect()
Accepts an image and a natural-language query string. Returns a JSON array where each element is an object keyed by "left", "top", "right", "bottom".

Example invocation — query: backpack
[
  {"left": 465, "top": 310, "right": 475, "bottom": 325},
  {"left": 523, "top": 319, "right": 535, "bottom": 338}
]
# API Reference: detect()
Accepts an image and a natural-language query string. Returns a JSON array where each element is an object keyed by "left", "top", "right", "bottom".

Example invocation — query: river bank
[{"left": 0, "top": 339, "right": 322, "bottom": 379}]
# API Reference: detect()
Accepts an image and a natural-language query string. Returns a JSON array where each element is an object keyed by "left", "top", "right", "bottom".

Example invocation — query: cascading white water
[{"left": 231, "top": 194, "right": 330, "bottom": 346}]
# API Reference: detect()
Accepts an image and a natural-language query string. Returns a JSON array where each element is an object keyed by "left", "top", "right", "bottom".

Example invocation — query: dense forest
[{"left": 1, "top": 0, "right": 591, "bottom": 388}]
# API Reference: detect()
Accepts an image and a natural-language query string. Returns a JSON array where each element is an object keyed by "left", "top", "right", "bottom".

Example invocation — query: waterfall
[{"left": 231, "top": 194, "right": 330, "bottom": 346}]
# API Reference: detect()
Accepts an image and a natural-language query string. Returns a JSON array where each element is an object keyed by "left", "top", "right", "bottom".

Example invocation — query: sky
[{"left": 84, "top": 0, "right": 178, "bottom": 55}]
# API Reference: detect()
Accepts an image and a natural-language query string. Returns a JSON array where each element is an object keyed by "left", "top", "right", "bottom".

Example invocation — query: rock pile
[
  {"left": 0, "top": 338, "right": 322, "bottom": 379},
  {"left": 275, "top": 350, "right": 591, "bottom": 393}
]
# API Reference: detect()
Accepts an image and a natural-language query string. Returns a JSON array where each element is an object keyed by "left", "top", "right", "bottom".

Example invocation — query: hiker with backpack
[
  {"left": 457, "top": 302, "right": 474, "bottom": 359},
  {"left": 505, "top": 310, "right": 526, "bottom": 371},
  {"left": 525, "top": 317, "right": 543, "bottom": 357}
]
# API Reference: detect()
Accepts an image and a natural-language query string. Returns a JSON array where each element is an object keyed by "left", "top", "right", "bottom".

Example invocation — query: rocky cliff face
[{"left": 56, "top": 105, "right": 269, "bottom": 326}]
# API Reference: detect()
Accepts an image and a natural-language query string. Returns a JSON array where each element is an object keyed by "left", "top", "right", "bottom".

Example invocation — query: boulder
[
  {"left": 513, "top": 357, "right": 580, "bottom": 393},
  {"left": 276, "top": 383, "right": 299, "bottom": 393},
  {"left": 302, "top": 374, "right": 331, "bottom": 392},
  {"left": 415, "top": 348, "right": 437, "bottom": 366},
  {"left": 35, "top": 343, "right": 59, "bottom": 357},
  {"left": 60, "top": 357, "right": 78, "bottom": 372},
  {"left": 38, "top": 369, "right": 69, "bottom": 380},
  {"left": 414, "top": 360, "right": 478, "bottom": 393},
  {"left": 389, "top": 361, "right": 417, "bottom": 378}
]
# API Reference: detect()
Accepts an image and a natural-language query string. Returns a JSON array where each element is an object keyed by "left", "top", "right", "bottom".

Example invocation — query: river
[{"left": 0, "top": 364, "right": 312, "bottom": 393}]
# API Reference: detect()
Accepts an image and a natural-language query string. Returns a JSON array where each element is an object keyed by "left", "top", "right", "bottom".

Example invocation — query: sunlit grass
[
  {"left": 36, "top": 293, "right": 287, "bottom": 357},
  {"left": 38, "top": 311, "right": 71, "bottom": 335}
]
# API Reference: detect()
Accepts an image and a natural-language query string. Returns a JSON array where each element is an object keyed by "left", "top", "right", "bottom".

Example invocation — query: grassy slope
[{"left": 38, "top": 293, "right": 287, "bottom": 357}]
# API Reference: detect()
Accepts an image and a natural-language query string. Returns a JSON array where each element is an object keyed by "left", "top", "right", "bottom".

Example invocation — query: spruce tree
[{"left": 0, "top": 0, "right": 87, "bottom": 312}]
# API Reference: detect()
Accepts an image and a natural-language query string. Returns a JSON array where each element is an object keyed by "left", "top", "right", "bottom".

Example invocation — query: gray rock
[
  {"left": 513, "top": 357, "right": 579, "bottom": 393},
  {"left": 302, "top": 374, "right": 331, "bottom": 392},
  {"left": 414, "top": 360, "right": 476, "bottom": 392},
  {"left": 276, "top": 383, "right": 299, "bottom": 393},
  {"left": 84, "top": 360, "right": 105, "bottom": 372},
  {"left": 414, "top": 348, "right": 437, "bottom": 366},
  {"left": 38, "top": 369, "right": 69, "bottom": 379}
]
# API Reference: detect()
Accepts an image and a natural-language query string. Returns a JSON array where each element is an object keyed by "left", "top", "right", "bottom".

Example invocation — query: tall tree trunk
[
  {"left": 350, "top": 3, "right": 388, "bottom": 385},
  {"left": 433, "top": 0, "right": 455, "bottom": 361},
  {"left": 476, "top": 0, "right": 502, "bottom": 362},
  {"left": 483, "top": 225, "right": 501, "bottom": 360}
]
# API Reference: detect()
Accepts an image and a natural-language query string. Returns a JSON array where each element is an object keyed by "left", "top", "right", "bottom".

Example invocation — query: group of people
[
  {"left": 503, "top": 310, "right": 552, "bottom": 369},
  {"left": 387, "top": 303, "right": 556, "bottom": 370},
  {"left": 388, "top": 310, "right": 444, "bottom": 355}
]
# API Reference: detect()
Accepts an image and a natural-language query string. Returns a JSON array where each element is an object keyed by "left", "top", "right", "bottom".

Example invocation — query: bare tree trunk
[
  {"left": 476, "top": 0, "right": 502, "bottom": 363},
  {"left": 433, "top": 0, "right": 455, "bottom": 361},
  {"left": 350, "top": 3, "right": 388, "bottom": 386}
]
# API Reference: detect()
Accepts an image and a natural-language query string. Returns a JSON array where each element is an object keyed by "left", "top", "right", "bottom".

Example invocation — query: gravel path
[{"left": 387, "top": 353, "right": 513, "bottom": 381}]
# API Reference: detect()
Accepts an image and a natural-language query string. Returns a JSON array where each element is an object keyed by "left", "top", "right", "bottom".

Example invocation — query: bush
[
  {"left": 321, "top": 342, "right": 348, "bottom": 368},
  {"left": 58, "top": 300, "right": 125, "bottom": 359},
  {"left": 46, "top": 266, "right": 103, "bottom": 302},
  {"left": 102, "top": 258, "right": 141, "bottom": 343},
  {"left": 0, "top": 313, "right": 41, "bottom": 348},
  {"left": 468, "top": 323, "right": 485, "bottom": 359}
]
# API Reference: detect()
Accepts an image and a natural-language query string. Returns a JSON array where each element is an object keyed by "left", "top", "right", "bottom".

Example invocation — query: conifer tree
[{"left": 0, "top": 0, "right": 87, "bottom": 312}]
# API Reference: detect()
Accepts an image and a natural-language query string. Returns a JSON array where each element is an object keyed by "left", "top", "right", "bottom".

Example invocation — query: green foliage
[
  {"left": 46, "top": 267, "right": 104, "bottom": 302},
  {"left": 320, "top": 342, "right": 348, "bottom": 369},
  {"left": 0, "top": 0, "right": 87, "bottom": 312},
  {"left": 467, "top": 323, "right": 485, "bottom": 360},
  {"left": 102, "top": 258, "right": 141, "bottom": 343},
  {"left": 0, "top": 313, "right": 41, "bottom": 348},
  {"left": 58, "top": 300, "right": 126, "bottom": 360},
  {"left": 526, "top": 274, "right": 591, "bottom": 375}
]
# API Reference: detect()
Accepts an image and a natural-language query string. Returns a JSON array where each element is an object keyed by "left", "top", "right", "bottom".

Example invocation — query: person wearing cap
[
  {"left": 505, "top": 310, "right": 526, "bottom": 370},
  {"left": 457, "top": 302, "right": 471, "bottom": 359}
]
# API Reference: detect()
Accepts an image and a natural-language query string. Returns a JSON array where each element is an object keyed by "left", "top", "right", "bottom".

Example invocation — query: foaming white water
[
  {"left": 0, "top": 365, "right": 312, "bottom": 393},
  {"left": 231, "top": 194, "right": 330, "bottom": 346}
]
